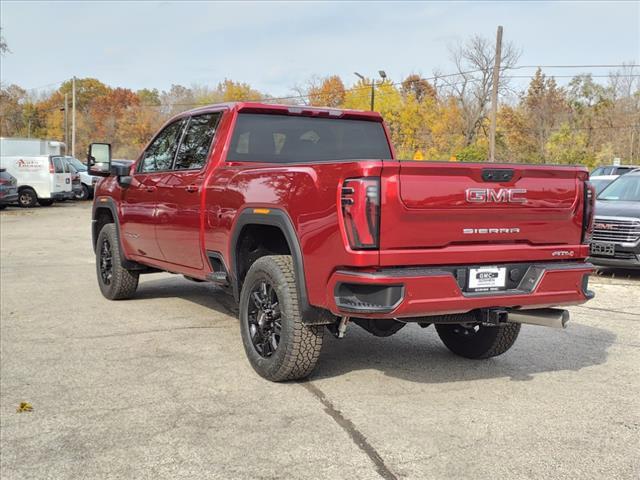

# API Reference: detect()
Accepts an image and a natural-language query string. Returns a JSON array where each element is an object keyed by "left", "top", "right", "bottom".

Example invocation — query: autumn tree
[
  {"left": 401, "top": 74, "right": 436, "bottom": 102},
  {"left": 0, "top": 84, "right": 27, "bottom": 136},
  {"left": 524, "top": 68, "right": 567, "bottom": 161},
  {"left": 308, "top": 75, "right": 346, "bottom": 107},
  {"left": 438, "top": 34, "right": 520, "bottom": 148}
]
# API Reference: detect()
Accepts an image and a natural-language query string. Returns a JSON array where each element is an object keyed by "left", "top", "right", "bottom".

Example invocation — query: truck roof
[{"left": 172, "top": 102, "right": 384, "bottom": 122}]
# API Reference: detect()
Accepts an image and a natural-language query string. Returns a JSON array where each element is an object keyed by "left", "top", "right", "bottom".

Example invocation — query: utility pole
[
  {"left": 370, "top": 82, "right": 375, "bottom": 111},
  {"left": 72, "top": 76, "right": 76, "bottom": 158},
  {"left": 61, "top": 93, "right": 69, "bottom": 155},
  {"left": 488, "top": 25, "right": 503, "bottom": 163},
  {"left": 64, "top": 93, "right": 69, "bottom": 151}
]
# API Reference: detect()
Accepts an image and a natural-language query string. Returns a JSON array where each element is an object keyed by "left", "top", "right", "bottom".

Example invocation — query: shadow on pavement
[
  {"left": 132, "top": 275, "right": 616, "bottom": 385},
  {"left": 314, "top": 322, "right": 616, "bottom": 384},
  {"left": 133, "top": 275, "right": 239, "bottom": 317}
]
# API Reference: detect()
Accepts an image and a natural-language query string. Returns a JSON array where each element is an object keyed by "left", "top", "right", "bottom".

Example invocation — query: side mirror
[{"left": 87, "top": 143, "right": 112, "bottom": 177}]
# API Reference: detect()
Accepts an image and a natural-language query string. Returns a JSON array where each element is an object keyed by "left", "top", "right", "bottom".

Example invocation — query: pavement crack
[
  {"left": 301, "top": 382, "right": 398, "bottom": 480},
  {"left": 73, "top": 325, "right": 222, "bottom": 339}
]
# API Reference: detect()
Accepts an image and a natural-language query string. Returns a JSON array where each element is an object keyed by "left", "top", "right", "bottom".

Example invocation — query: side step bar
[{"left": 508, "top": 308, "right": 570, "bottom": 329}]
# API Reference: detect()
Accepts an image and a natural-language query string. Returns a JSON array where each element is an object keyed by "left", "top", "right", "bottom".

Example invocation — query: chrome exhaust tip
[{"left": 508, "top": 308, "right": 570, "bottom": 329}]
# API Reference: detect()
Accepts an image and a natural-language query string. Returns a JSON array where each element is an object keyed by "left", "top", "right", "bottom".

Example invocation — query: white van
[{"left": 0, "top": 155, "right": 74, "bottom": 207}]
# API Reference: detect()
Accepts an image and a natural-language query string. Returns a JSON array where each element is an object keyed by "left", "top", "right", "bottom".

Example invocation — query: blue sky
[{"left": 1, "top": 1, "right": 638, "bottom": 95}]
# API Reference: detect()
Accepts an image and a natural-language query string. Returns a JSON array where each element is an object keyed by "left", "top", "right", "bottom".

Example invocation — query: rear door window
[
  {"left": 53, "top": 157, "right": 64, "bottom": 173},
  {"left": 139, "top": 119, "right": 186, "bottom": 173},
  {"left": 174, "top": 113, "right": 221, "bottom": 170},
  {"left": 227, "top": 113, "right": 392, "bottom": 163}
]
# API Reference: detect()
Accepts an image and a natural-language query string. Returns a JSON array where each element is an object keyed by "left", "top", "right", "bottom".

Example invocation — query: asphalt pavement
[{"left": 1, "top": 203, "right": 638, "bottom": 479}]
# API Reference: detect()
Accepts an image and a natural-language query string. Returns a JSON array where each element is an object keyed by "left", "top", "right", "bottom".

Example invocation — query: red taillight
[
  {"left": 49, "top": 159, "right": 55, "bottom": 174},
  {"left": 582, "top": 181, "right": 596, "bottom": 243},
  {"left": 341, "top": 177, "right": 380, "bottom": 249}
]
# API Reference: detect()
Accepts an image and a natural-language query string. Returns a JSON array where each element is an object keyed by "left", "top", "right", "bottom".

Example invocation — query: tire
[
  {"left": 435, "top": 322, "right": 521, "bottom": 359},
  {"left": 76, "top": 185, "right": 89, "bottom": 201},
  {"left": 38, "top": 199, "right": 54, "bottom": 207},
  {"left": 18, "top": 188, "right": 37, "bottom": 208},
  {"left": 0, "top": 205, "right": 6, "bottom": 210},
  {"left": 239, "top": 255, "right": 324, "bottom": 382},
  {"left": 96, "top": 223, "right": 139, "bottom": 300}
]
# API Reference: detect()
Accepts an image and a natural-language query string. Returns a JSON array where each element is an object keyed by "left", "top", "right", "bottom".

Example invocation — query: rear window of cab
[{"left": 227, "top": 113, "right": 392, "bottom": 163}]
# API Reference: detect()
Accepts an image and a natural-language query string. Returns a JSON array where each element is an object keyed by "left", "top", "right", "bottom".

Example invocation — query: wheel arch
[
  {"left": 92, "top": 198, "right": 119, "bottom": 252},
  {"left": 230, "top": 208, "right": 334, "bottom": 325}
]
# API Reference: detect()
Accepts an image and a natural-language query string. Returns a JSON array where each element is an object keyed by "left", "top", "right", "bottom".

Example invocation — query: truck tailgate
[{"left": 380, "top": 161, "right": 587, "bottom": 251}]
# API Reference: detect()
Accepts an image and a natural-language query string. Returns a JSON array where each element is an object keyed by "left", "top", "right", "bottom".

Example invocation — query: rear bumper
[{"left": 327, "top": 261, "right": 594, "bottom": 318}]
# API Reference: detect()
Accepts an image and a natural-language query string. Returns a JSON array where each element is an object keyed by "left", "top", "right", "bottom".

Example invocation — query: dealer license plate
[
  {"left": 468, "top": 266, "right": 507, "bottom": 292},
  {"left": 590, "top": 242, "right": 615, "bottom": 257}
]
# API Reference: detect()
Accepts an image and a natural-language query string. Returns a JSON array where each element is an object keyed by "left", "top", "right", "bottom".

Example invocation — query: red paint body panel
[
  {"left": 93, "top": 102, "right": 594, "bottom": 318},
  {"left": 380, "top": 161, "right": 586, "bottom": 250}
]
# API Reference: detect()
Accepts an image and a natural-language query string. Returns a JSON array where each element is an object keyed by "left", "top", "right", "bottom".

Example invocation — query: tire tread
[
  {"left": 240, "top": 255, "right": 323, "bottom": 381},
  {"left": 96, "top": 224, "right": 139, "bottom": 300}
]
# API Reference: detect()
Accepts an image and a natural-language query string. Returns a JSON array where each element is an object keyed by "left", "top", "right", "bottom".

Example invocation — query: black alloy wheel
[
  {"left": 99, "top": 237, "right": 114, "bottom": 286},
  {"left": 247, "top": 279, "right": 282, "bottom": 358}
]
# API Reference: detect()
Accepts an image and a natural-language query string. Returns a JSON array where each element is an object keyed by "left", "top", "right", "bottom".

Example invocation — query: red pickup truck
[{"left": 88, "top": 102, "right": 595, "bottom": 381}]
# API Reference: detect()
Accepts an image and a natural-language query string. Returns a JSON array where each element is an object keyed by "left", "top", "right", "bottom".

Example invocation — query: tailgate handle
[{"left": 482, "top": 169, "right": 514, "bottom": 182}]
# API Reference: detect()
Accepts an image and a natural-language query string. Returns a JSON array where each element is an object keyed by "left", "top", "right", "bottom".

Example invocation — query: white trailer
[{"left": 0, "top": 137, "right": 66, "bottom": 157}]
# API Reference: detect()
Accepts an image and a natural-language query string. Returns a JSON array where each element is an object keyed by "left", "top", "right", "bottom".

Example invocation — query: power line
[
  {"left": 20, "top": 80, "right": 66, "bottom": 92},
  {"left": 512, "top": 64, "right": 638, "bottom": 70},
  {"left": 11, "top": 65, "right": 640, "bottom": 113}
]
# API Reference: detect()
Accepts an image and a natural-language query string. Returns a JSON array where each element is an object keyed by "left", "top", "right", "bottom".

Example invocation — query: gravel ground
[{"left": 1, "top": 202, "right": 639, "bottom": 480}]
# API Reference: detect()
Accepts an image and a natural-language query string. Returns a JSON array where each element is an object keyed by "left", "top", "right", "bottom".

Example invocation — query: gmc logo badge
[
  {"left": 465, "top": 188, "right": 527, "bottom": 204},
  {"left": 594, "top": 223, "right": 615, "bottom": 230}
]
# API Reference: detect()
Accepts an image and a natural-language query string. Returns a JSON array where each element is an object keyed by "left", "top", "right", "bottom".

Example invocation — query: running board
[{"left": 508, "top": 308, "right": 569, "bottom": 329}]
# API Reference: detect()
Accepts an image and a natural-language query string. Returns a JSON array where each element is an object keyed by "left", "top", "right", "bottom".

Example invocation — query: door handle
[
  {"left": 145, "top": 186, "right": 157, "bottom": 193},
  {"left": 185, "top": 185, "right": 198, "bottom": 193}
]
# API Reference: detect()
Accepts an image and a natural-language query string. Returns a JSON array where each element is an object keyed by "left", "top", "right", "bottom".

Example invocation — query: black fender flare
[
  {"left": 92, "top": 197, "right": 141, "bottom": 270},
  {"left": 92, "top": 197, "right": 119, "bottom": 252},
  {"left": 230, "top": 208, "right": 334, "bottom": 325}
]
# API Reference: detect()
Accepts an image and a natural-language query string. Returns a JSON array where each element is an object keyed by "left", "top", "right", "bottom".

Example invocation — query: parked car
[
  {"left": 589, "top": 170, "right": 640, "bottom": 269},
  {"left": 591, "top": 165, "right": 639, "bottom": 177},
  {"left": 0, "top": 168, "right": 19, "bottom": 209},
  {"left": 590, "top": 174, "right": 619, "bottom": 194},
  {"left": 112, "top": 159, "right": 135, "bottom": 170},
  {"left": 0, "top": 155, "right": 74, "bottom": 207},
  {"left": 65, "top": 161, "right": 84, "bottom": 200},
  {"left": 63, "top": 156, "right": 100, "bottom": 200},
  {"left": 88, "top": 102, "right": 595, "bottom": 382}
]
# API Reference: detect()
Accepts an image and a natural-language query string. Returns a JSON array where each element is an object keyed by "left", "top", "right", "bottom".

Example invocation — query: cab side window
[
  {"left": 139, "top": 119, "right": 185, "bottom": 173},
  {"left": 174, "top": 113, "right": 221, "bottom": 170}
]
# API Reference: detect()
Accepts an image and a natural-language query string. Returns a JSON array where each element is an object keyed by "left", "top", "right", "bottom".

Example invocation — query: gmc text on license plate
[{"left": 468, "top": 266, "right": 507, "bottom": 292}]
